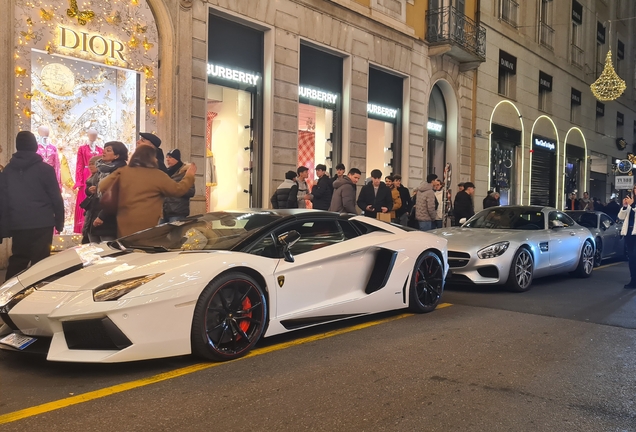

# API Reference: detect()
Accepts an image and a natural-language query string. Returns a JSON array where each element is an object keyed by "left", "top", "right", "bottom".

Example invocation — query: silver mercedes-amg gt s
[{"left": 431, "top": 206, "right": 595, "bottom": 292}]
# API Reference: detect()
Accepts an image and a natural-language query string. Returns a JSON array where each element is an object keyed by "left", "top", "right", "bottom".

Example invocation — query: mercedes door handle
[{"left": 569, "top": 232, "right": 576, "bottom": 236}]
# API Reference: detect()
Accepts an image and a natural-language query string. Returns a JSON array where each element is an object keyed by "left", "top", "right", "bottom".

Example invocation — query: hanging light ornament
[{"left": 590, "top": 39, "right": 626, "bottom": 101}]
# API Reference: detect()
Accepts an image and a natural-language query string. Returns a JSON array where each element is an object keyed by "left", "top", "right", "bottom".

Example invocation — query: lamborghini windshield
[
  {"left": 118, "top": 212, "right": 281, "bottom": 251},
  {"left": 463, "top": 207, "right": 546, "bottom": 230}
]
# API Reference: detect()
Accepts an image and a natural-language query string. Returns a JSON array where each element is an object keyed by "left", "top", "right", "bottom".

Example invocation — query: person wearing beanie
[
  {"left": 270, "top": 170, "right": 299, "bottom": 209},
  {"left": 137, "top": 132, "right": 168, "bottom": 173},
  {"left": 2, "top": 131, "right": 64, "bottom": 281},
  {"left": 162, "top": 148, "right": 195, "bottom": 223}
]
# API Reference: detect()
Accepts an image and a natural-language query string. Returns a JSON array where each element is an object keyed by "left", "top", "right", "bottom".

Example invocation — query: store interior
[
  {"left": 366, "top": 119, "right": 394, "bottom": 178},
  {"left": 298, "top": 103, "right": 334, "bottom": 195}
]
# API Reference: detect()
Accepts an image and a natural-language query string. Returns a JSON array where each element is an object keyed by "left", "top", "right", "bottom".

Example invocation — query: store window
[
  {"left": 498, "top": 50, "right": 517, "bottom": 99},
  {"left": 538, "top": 71, "right": 552, "bottom": 113},
  {"left": 207, "top": 13, "right": 264, "bottom": 211},
  {"left": 617, "top": 112, "right": 624, "bottom": 139},
  {"left": 298, "top": 45, "right": 343, "bottom": 198},
  {"left": 570, "top": 88, "right": 581, "bottom": 124},
  {"left": 565, "top": 144, "right": 585, "bottom": 198},
  {"left": 570, "top": 1, "right": 583, "bottom": 68},
  {"left": 596, "top": 101, "right": 605, "bottom": 134},
  {"left": 427, "top": 84, "right": 446, "bottom": 178},
  {"left": 367, "top": 67, "right": 403, "bottom": 177},
  {"left": 491, "top": 124, "right": 520, "bottom": 206}
]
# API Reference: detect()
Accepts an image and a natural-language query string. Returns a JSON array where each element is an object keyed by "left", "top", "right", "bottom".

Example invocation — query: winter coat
[
  {"left": 98, "top": 165, "right": 195, "bottom": 237},
  {"left": 163, "top": 163, "right": 195, "bottom": 218},
  {"left": 483, "top": 194, "right": 499, "bottom": 209},
  {"left": 311, "top": 175, "right": 334, "bottom": 210},
  {"left": 619, "top": 205, "right": 636, "bottom": 236},
  {"left": 270, "top": 179, "right": 298, "bottom": 209},
  {"left": 356, "top": 182, "right": 393, "bottom": 219},
  {"left": 2, "top": 151, "right": 64, "bottom": 233},
  {"left": 415, "top": 181, "right": 437, "bottom": 222},
  {"left": 389, "top": 188, "right": 402, "bottom": 219},
  {"left": 329, "top": 176, "right": 357, "bottom": 213},
  {"left": 396, "top": 185, "right": 412, "bottom": 218},
  {"left": 0, "top": 170, "right": 7, "bottom": 241},
  {"left": 87, "top": 159, "right": 128, "bottom": 238},
  {"left": 453, "top": 190, "right": 474, "bottom": 223},
  {"left": 434, "top": 190, "right": 444, "bottom": 221}
]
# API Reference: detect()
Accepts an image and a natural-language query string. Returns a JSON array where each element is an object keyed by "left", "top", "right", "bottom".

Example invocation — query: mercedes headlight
[
  {"left": 477, "top": 242, "right": 510, "bottom": 259},
  {"left": 93, "top": 274, "right": 164, "bottom": 302}
]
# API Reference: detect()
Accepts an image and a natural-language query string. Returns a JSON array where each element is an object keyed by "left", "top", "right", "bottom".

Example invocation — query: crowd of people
[
  {"left": 0, "top": 130, "right": 196, "bottom": 281},
  {"left": 270, "top": 164, "right": 478, "bottom": 231}
]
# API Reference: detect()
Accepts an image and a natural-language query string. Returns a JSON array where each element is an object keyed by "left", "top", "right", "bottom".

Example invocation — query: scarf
[
  {"left": 166, "top": 161, "right": 184, "bottom": 178},
  {"left": 95, "top": 159, "right": 126, "bottom": 195}
]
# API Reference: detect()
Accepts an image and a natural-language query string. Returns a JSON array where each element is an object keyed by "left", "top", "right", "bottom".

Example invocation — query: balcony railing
[
  {"left": 539, "top": 22, "right": 554, "bottom": 50},
  {"left": 501, "top": 0, "right": 519, "bottom": 28},
  {"left": 426, "top": 6, "right": 486, "bottom": 61},
  {"left": 571, "top": 44, "right": 583, "bottom": 68}
]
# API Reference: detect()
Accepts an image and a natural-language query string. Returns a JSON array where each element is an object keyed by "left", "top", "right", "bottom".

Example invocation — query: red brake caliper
[{"left": 239, "top": 297, "right": 252, "bottom": 333}]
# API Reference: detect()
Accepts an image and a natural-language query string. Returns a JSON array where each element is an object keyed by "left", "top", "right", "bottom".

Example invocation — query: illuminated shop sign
[
  {"left": 298, "top": 86, "right": 338, "bottom": 104},
  {"left": 207, "top": 64, "right": 260, "bottom": 85},
  {"left": 533, "top": 137, "right": 556, "bottom": 152},
  {"left": 427, "top": 121, "right": 443, "bottom": 133},
  {"left": 58, "top": 26, "right": 126, "bottom": 62},
  {"left": 367, "top": 103, "right": 397, "bottom": 119}
]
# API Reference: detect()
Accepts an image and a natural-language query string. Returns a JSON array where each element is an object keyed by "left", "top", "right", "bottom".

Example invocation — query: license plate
[{"left": 0, "top": 333, "right": 37, "bottom": 350}]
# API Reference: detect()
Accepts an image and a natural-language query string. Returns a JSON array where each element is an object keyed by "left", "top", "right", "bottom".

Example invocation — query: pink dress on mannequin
[
  {"left": 73, "top": 143, "right": 103, "bottom": 233},
  {"left": 37, "top": 140, "right": 61, "bottom": 189}
]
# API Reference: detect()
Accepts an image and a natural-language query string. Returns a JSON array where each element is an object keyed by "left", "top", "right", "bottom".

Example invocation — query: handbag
[
  {"left": 376, "top": 212, "right": 392, "bottom": 223},
  {"left": 78, "top": 194, "right": 94, "bottom": 210},
  {"left": 99, "top": 176, "right": 120, "bottom": 216}
]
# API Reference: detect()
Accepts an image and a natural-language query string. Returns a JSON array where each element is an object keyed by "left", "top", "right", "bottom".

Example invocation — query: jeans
[
  {"left": 626, "top": 235, "right": 636, "bottom": 283},
  {"left": 418, "top": 221, "right": 434, "bottom": 231},
  {"left": 6, "top": 227, "right": 53, "bottom": 280},
  {"left": 435, "top": 220, "right": 443, "bottom": 228}
]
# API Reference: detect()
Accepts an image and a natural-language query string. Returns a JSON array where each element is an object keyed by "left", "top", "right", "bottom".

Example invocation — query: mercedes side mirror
[{"left": 277, "top": 230, "right": 301, "bottom": 263}]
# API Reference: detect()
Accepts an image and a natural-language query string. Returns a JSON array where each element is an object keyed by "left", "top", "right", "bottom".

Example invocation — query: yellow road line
[
  {"left": 0, "top": 304, "right": 452, "bottom": 424},
  {"left": 596, "top": 261, "right": 625, "bottom": 270}
]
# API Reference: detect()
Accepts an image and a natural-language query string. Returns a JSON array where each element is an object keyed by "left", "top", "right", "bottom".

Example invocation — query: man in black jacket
[
  {"left": 309, "top": 164, "right": 333, "bottom": 210},
  {"left": 270, "top": 170, "right": 299, "bottom": 209},
  {"left": 357, "top": 169, "right": 393, "bottom": 219},
  {"left": 453, "top": 181, "right": 475, "bottom": 226},
  {"left": 137, "top": 132, "right": 168, "bottom": 173},
  {"left": 3, "top": 131, "right": 64, "bottom": 280}
]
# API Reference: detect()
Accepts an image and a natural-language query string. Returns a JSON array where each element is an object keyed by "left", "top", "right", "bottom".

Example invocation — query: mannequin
[
  {"left": 73, "top": 128, "right": 103, "bottom": 233},
  {"left": 36, "top": 125, "right": 61, "bottom": 188}
]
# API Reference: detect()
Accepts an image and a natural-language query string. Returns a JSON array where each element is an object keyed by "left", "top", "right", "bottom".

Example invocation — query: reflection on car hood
[
  {"left": 430, "top": 227, "right": 537, "bottom": 248},
  {"left": 13, "top": 243, "right": 226, "bottom": 293}
]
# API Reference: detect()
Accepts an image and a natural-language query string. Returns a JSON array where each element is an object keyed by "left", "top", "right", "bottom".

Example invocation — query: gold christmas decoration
[
  {"left": 134, "top": 24, "right": 148, "bottom": 34},
  {"left": 144, "top": 95, "right": 156, "bottom": 105},
  {"left": 150, "top": 108, "right": 158, "bottom": 115},
  {"left": 590, "top": 50, "right": 626, "bottom": 101},
  {"left": 128, "top": 36, "right": 139, "bottom": 49},
  {"left": 106, "top": 11, "right": 122, "bottom": 25},
  {"left": 39, "top": 8, "right": 54, "bottom": 21},
  {"left": 143, "top": 65, "right": 154, "bottom": 78},
  {"left": 15, "top": 66, "right": 26, "bottom": 77},
  {"left": 20, "top": 28, "right": 38, "bottom": 42},
  {"left": 26, "top": 17, "right": 34, "bottom": 26},
  {"left": 23, "top": 92, "right": 33, "bottom": 99},
  {"left": 142, "top": 38, "right": 154, "bottom": 51},
  {"left": 66, "top": 0, "right": 95, "bottom": 26}
]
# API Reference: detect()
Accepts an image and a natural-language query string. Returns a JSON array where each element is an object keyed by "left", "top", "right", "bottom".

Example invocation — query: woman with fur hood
[{"left": 162, "top": 149, "right": 195, "bottom": 223}]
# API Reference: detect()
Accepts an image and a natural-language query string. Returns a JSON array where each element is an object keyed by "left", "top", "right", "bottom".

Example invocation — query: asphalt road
[{"left": 1, "top": 262, "right": 635, "bottom": 431}]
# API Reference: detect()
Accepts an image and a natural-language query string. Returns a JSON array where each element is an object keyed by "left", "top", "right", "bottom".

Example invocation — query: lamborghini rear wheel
[
  {"left": 191, "top": 272, "right": 267, "bottom": 361},
  {"left": 409, "top": 251, "right": 444, "bottom": 313}
]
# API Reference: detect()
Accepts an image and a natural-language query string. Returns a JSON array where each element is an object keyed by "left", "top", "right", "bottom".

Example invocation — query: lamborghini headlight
[
  {"left": 477, "top": 242, "right": 510, "bottom": 259},
  {"left": 93, "top": 274, "right": 164, "bottom": 302}
]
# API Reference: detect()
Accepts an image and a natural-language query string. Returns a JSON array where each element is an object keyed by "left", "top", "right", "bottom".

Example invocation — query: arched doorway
[
  {"left": 563, "top": 127, "right": 588, "bottom": 209},
  {"left": 529, "top": 116, "right": 559, "bottom": 207},
  {"left": 427, "top": 84, "right": 446, "bottom": 178},
  {"left": 489, "top": 100, "right": 524, "bottom": 205}
]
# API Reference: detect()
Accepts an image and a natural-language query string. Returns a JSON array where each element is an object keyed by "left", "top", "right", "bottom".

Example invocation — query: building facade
[
  {"left": 475, "top": 0, "right": 636, "bottom": 210},
  {"left": 0, "top": 0, "right": 485, "bottom": 267}
]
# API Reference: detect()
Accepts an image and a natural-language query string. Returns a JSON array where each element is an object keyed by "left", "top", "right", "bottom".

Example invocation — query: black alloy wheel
[
  {"left": 594, "top": 238, "right": 602, "bottom": 267},
  {"left": 507, "top": 248, "right": 534, "bottom": 292},
  {"left": 409, "top": 251, "right": 444, "bottom": 313},
  {"left": 191, "top": 272, "right": 267, "bottom": 361}
]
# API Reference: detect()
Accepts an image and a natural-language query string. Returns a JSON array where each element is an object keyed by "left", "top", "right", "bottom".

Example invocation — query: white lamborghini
[{"left": 0, "top": 210, "right": 448, "bottom": 363}]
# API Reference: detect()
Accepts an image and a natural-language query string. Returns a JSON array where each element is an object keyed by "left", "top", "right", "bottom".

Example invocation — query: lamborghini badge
[{"left": 277, "top": 275, "right": 285, "bottom": 287}]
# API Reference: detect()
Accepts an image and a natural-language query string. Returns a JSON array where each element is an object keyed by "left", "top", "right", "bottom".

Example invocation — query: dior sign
[{"left": 58, "top": 26, "right": 126, "bottom": 62}]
